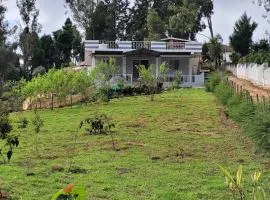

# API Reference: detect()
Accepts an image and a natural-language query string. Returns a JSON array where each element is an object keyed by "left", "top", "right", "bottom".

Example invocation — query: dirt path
[{"left": 228, "top": 76, "right": 270, "bottom": 103}]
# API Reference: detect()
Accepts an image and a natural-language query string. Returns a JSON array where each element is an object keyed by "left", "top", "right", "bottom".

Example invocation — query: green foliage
[
  {"left": 32, "top": 112, "right": 44, "bottom": 155},
  {"left": 239, "top": 50, "right": 270, "bottom": 65},
  {"left": 230, "top": 12, "right": 257, "bottom": 56},
  {"left": 52, "top": 184, "right": 86, "bottom": 200},
  {"left": 0, "top": 114, "right": 20, "bottom": 162},
  {"left": 159, "top": 61, "right": 169, "bottom": 83},
  {"left": 205, "top": 72, "right": 222, "bottom": 92},
  {"left": 252, "top": 39, "right": 269, "bottom": 52},
  {"left": 21, "top": 68, "right": 95, "bottom": 107},
  {"left": 82, "top": 114, "right": 115, "bottom": 135},
  {"left": 94, "top": 58, "right": 117, "bottom": 103},
  {"left": 219, "top": 165, "right": 266, "bottom": 200},
  {"left": 173, "top": 70, "right": 183, "bottom": 89},
  {"left": 81, "top": 114, "right": 116, "bottom": 150},
  {"left": 168, "top": 3, "right": 198, "bottom": 39},
  {"left": 17, "top": 117, "right": 28, "bottom": 129},
  {"left": 207, "top": 72, "right": 270, "bottom": 154},
  {"left": 207, "top": 34, "right": 223, "bottom": 69},
  {"left": 32, "top": 112, "right": 43, "bottom": 134},
  {"left": 32, "top": 66, "right": 46, "bottom": 77},
  {"left": 230, "top": 52, "right": 241, "bottom": 65},
  {"left": 138, "top": 64, "right": 157, "bottom": 101},
  {"left": 146, "top": 9, "right": 165, "bottom": 41},
  {"left": 53, "top": 18, "right": 82, "bottom": 67}
]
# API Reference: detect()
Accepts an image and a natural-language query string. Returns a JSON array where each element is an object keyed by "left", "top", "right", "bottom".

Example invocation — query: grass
[{"left": 0, "top": 89, "right": 269, "bottom": 199}]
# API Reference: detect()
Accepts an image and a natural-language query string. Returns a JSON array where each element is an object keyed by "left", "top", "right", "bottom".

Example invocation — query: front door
[{"left": 133, "top": 60, "right": 149, "bottom": 80}]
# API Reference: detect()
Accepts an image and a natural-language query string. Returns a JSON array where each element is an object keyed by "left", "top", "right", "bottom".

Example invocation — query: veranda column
[
  {"left": 156, "top": 57, "right": 160, "bottom": 78},
  {"left": 122, "top": 56, "right": 127, "bottom": 75},
  {"left": 91, "top": 56, "right": 96, "bottom": 67},
  {"left": 122, "top": 56, "right": 127, "bottom": 81}
]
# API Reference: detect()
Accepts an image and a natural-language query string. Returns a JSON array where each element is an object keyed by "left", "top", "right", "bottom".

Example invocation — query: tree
[
  {"left": 39, "top": 35, "right": 56, "bottom": 70},
  {"left": 252, "top": 39, "right": 269, "bottom": 52},
  {"left": 199, "top": 0, "right": 214, "bottom": 39},
  {"left": 168, "top": 2, "right": 199, "bottom": 40},
  {"left": 65, "top": 0, "right": 96, "bottom": 39},
  {"left": 207, "top": 35, "right": 222, "bottom": 69},
  {"left": 17, "top": 0, "right": 41, "bottom": 79},
  {"left": 91, "top": 1, "right": 108, "bottom": 40},
  {"left": 229, "top": 13, "right": 257, "bottom": 56},
  {"left": 126, "top": 0, "right": 151, "bottom": 40},
  {"left": 202, "top": 43, "right": 211, "bottom": 62},
  {"left": 53, "top": 18, "right": 82, "bottom": 67},
  {"left": 152, "top": 0, "right": 176, "bottom": 22},
  {"left": 0, "top": 47, "right": 19, "bottom": 94},
  {"left": 146, "top": 9, "right": 165, "bottom": 41},
  {"left": 0, "top": 2, "right": 8, "bottom": 46}
]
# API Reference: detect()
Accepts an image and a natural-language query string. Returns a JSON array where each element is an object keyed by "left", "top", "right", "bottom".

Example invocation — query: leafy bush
[
  {"left": 81, "top": 114, "right": 116, "bottom": 150},
  {"left": 52, "top": 184, "right": 86, "bottom": 200},
  {"left": 214, "top": 81, "right": 234, "bottom": 105},
  {"left": 205, "top": 72, "right": 222, "bottom": 92},
  {"left": 239, "top": 50, "right": 270, "bottom": 65},
  {"left": 138, "top": 64, "right": 157, "bottom": 101},
  {"left": 0, "top": 114, "right": 20, "bottom": 162}
]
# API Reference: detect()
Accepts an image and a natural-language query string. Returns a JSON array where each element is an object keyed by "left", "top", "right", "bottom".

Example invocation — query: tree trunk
[
  {"left": 207, "top": 16, "right": 214, "bottom": 39},
  {"left": 0, "top": 74, "right": 4, "bottom": 97}
]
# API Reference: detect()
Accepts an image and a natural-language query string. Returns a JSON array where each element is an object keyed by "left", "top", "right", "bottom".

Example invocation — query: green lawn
[{"left": 1, "top": 89, "right": 269, "bottom": 199}]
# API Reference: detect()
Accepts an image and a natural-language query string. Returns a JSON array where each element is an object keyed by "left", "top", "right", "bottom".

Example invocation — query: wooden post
[{"left": 51, "top": 93, "right": 54, "bottom": 111}]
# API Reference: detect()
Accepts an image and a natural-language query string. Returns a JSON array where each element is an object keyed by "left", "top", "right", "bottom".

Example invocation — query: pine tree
[
  {"left": 53, "top": 18, "right": 82, "bottom": 67},
  {"left": 229, "top": 13, "right": 257, "bottom": 56}
]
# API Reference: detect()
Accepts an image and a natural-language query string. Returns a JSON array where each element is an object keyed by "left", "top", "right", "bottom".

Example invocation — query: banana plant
[{"left": 218, "top": 165, "right": 266, "bottom": 200}]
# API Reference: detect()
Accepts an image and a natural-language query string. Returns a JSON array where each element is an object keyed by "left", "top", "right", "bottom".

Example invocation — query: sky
[{"left": 3, "top": 0, "right": 270, "bottom": 45}]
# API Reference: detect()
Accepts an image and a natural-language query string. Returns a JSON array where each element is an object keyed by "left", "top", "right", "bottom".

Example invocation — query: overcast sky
[{"left": 3, "top": 0, "right": 270, "bottom": 44}]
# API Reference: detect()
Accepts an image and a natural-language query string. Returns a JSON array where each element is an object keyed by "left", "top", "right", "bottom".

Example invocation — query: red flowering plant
[{"left": 52, "top": 184, "right": 86, "bottom": 200}]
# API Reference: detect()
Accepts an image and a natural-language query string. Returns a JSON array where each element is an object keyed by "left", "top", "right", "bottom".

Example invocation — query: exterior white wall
[
  {"left": 223, "top": 52, "right": 232, "bottom": 63},
  {"left": 226, "top": 63, "right": 270, "bottom": 88}
]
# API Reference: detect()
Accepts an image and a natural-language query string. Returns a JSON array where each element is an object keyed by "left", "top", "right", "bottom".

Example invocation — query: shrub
[
  {"left": 245, "top": 109, "right": 270, "bottom": 152},
  {"left": 81, "top": 114, "right": 116, "bottom": 150},
  {"left": 219, "top": 165, "right": 266, "bottom": 200},
  {"left": 0, "top": 114, "right": 20, "bottom": 162},
  {"left": 138, "top": 65, "right": 157, "bottom": 101},
  {"left": 209, "top": 72, "right": 269, "bottom": 153},
  {"left": 52, "top": 184, "right": 86, "bottom": 200},
  {"left": 205, "top": 72, "right": 222, "bottom": 92},
  {"left": 214, "top": 80, "right": 234, "bottom": 105}
]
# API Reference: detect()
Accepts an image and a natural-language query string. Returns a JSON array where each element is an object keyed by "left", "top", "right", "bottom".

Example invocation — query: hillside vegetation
[{"left": 0, "top": 89, "right": 269, "bottom": 199}]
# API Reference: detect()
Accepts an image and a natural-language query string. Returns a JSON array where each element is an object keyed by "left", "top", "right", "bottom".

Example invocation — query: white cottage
[{"left": 83, "top": 37, "right": 204, "bottom": 86}]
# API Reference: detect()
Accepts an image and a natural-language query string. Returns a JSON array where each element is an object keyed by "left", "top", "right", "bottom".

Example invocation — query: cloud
[
  {"left": 198, "top": 0, "right": 270, "bottom": 44},
  {"left": 3, "top": 0, "right": 270, "bottom": 44},
  {"left": 5, "top": 0, "right": 69, "bottom": 36}
]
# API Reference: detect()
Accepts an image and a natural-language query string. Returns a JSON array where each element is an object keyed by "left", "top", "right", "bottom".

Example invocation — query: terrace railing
[
  {"left": 166, "top": 42, "right": 186, "bottom": 49},
  {"left": 132, "top": 41, "right": 151, "bottom": 50},
  {"left": 85, "top": 40, "right": 202, "bottom": 52},
  {"left": 112, "top": 74, "right": 133, "bottom": 84},
  {"left": 99, "top": 41, "right": 118, "bottom": 49}
]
